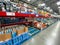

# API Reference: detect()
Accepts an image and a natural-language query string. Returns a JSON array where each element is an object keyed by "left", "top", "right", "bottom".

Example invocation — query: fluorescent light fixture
[
  {"left": 43, "top": 7, "right": 47, "bottom": 9},
  {"left": 27, "top": 0, "right": 31, "bottom": 2},
  {"left": 4, "top": 0, "right": 10, "bottom": 1},
  {"left": 58, "top": 6, "right": 60, "bottom": 8},
  {"left": 46, "top": 7, "right": 50, "bottom": 10},
  {"left": 56, "top": 1, "right": 60, "bottom": 5},
  {"left": 54, "top": 13, "right": 57, "bottom": 15},
  {"left": 49, "top": 9, "right": 53, "bottom": 12},
  {"left": 24, "top": 3, "right": 28, "bottom": 7},
  {"left": 38, "top": 4, "right": 40, "bottom": 6},
  {"left": 41, "top": 3, "right": 45, "bottom": 6},
  {"left": 34, "top": 7, "right": 37, "bottom": 10},
  {"left": 38, "top": 3, "right": 45, "bottom": 6}
]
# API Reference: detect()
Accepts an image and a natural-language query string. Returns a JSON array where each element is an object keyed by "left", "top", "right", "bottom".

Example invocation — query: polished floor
[{"left": 22, "top": 21, "right": 60, "bottom": 45}]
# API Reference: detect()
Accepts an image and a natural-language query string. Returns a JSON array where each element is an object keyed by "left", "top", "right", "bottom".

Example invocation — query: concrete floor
[{"left": 22, "top": 21, "right": 60, "bottom": 45}]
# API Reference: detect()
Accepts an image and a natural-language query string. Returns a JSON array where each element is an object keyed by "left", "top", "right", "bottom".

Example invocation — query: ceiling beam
[
  {"left": 32, "top": 0, "right": 40, "bottom": 4},
  {"left": 19, "top": 0, "right": 42, "bottom": 10},
  {"left": 19, "top": 0, "right": 37, "bottom": 7},
  {"left": 19, "top": 0, "right": 55, "bottom": 14}
]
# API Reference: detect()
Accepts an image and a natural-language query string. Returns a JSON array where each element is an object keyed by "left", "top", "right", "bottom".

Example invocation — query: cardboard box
[
  {"left": 24, "top": 27, "right": 28, "bottom": 32},
  {"left": 0, "top": 33, "right": 11, "bottom": 41},
  {"left": 0, "top": 31, "right": 5, "bottom": 41},
  {"left": 0, "top": 34, "right": 5, "bottom": 41},
  {"left": 5, "top": 33, "right": 11, "bottom": 40},
  {"left": 16, "top": 30, "right": 24, "bottom": 35}
]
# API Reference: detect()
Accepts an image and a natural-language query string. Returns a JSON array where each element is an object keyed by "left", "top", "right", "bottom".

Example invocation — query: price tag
[
  {"left": 6, "top": 12, "right": 15, "bottom": 16},
  {"left": 36, "top": 15, "right": 38, "bottom": 17}
]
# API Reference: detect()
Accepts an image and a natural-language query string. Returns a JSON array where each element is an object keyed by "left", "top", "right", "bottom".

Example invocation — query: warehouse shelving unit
[
  {"left": 0, "top": 11, "right": 51, "bottom": 27},
  {"left": 0, "top": 11, "right": 51, "bottom": 18},
  {"left": 0, "top": 11, "right": 51, "bottom": 45}
]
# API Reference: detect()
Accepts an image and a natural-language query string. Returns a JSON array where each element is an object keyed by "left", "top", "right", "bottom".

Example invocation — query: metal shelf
[
  {"left": 0, "top": 22, "right": 32, "bottom": 27},
  {"left": 0, "top": 11, "right": 51, "bottom": 27},
  {"left": 0, "top": 11, "right": 51, "bottom": 18}
]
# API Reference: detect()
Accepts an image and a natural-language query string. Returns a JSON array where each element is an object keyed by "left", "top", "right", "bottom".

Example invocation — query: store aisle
[{"left": 22, "top": 21, "right": 60, "bottom": 45}]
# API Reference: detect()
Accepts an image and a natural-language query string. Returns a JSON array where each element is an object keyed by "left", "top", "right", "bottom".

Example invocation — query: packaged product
[
  {"left": 24, "top": 26, "right": 28, "bottom": 32},
  {"left": 0, "top": 31, "right": 11, "bottom": 42},
  {"left": 16, "top": 25, "right": 25, "bottom": 35}
]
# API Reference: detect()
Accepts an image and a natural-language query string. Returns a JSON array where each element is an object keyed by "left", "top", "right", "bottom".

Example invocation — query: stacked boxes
[
  {"left": 0, "top": 25, "right": 29, "bottom": 42},
  {"left": 24, "top": 26, "right": 28, "bottom": 32},
  {"left": 16, "top": 25, "right": 25, "bottom": 35},
  {"left": 0, "top": 32, "right": 11, "bottom": 42}
]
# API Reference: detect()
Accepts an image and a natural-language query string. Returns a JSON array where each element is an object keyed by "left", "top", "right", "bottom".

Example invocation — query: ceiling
[{"left": 19, "top": 0, "right": 60, "bottom": 14}]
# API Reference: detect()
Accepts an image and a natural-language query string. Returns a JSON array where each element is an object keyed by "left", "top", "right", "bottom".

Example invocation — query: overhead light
[
  {"left": 38, "top": 3, "right": 45, "bottom": 7},
  {"left": 58, "top": 6, "right": 60, "bottom": 8},
  {"left": 49, "top": 9, "right": 53, "bottom": 12},
  {"left": 54, "top": 13, "right": 57, "bottom": 15},
  {"left": 41, "top": 3, "right": 45, "bottom": 6},
  {"left": 24, "top": 3, "right": 28, "bottom": 7},
  {"left": 46, "top": 7, "right": 50, "bottom": 10},
  {"left": 4, "top": 0, "right": 10, "bottom": 2},
  {"left": 27, "top": 0, "right": 31, "bottom": 2},
  {"left": 38, "top": 4, "right": 40, "bottom": 6},
  {"left": 43, "top": 7, "right": 47, "bottom": 9},
  {"left": 56, "top": 1, "right": 60, "bottom": 5},
  {"left": 34, "top": 7, "right": 37, "bottom": 10}
]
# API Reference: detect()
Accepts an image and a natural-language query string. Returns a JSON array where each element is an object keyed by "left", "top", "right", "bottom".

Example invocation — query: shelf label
[
  {"left": 6, "top": 12, "right": 15, "bottom": 16},
  {"left": 36, "top": 15, "right": 38, "bottom": 17}
]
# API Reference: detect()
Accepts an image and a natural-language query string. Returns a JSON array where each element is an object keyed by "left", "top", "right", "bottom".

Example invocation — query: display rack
[
  {"left": 0, "top": 11, "right": 35, "bottom": 17},
  {"left": 0, "top": 22, "right": 32, "bottom": 27},
  {"left": 0, "top": 11, "right": 51, "bottom": 18},
  {"left": 0, "top": 11, "right": 51, "bottom": 27}
]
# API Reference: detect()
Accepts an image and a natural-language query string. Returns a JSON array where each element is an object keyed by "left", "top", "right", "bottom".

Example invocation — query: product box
[
  {"left": 13, "top": 28, "right": 17, "bottom": 32},
  {"left": 0, "top": 33, "right": 11, "bottom": 41},
  {"left": 0, "top": 31, "right": 5, "bottom": 41},
  {"left": 4, "top": 33, "right": 11, "bottom": 41},
  {"left": 16, "top": 26, "right": 25, "bottom": 35},
  {"left": 0, "top": 34, "right": 5, "bottom": 41},
  {"left": 37, "top": 22, "right": 41, "bottom": 29},
  {"left": 16, "top": 30, "right": 24, "bottom": 35},
  {"left": 24, "top": 26, "right": 28, "bottom": 32},
  {"left": 42, "top": 23, "right": 47, "bottom": 29}
]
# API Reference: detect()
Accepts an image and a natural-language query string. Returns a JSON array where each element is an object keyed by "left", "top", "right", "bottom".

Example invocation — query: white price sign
[
  {"left": 36, "top": 15, "right": 38, "bottom": 17},
  {"left": 6, "top": 12, "right": 15, "bottom": 16}
]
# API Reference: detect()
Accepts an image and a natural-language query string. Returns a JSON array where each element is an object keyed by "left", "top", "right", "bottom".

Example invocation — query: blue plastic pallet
[
  {"left": 0, "top": 32, "right": 31, "bottom": 45},
  {"left": 22, "top": 33, "right": 30, "bottom": 41},
  {"left": 5, "top": 39, "right": 12, "bottom": 45}
]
